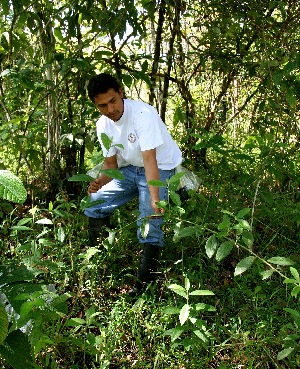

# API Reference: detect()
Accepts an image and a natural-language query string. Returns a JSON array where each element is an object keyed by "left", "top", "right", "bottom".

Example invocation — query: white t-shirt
[{"left": 95, "top": 99, "right": 182, "bottom": 170}]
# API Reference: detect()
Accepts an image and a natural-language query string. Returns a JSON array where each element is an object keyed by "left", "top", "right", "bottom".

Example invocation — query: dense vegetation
[{"left": 1, "top": 0, "right": 300, "bottom": 368}]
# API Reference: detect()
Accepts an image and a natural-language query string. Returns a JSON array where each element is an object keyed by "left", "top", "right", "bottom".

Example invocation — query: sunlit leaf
[
  {"left": 261, "top": 269, "right": 274, "bottom": 280},
  {"left": 163, "top": 327, "right": 185, "bottom": 342},
  {"left": 101, "top": 133, "right": 113, "bottom": 151},
  {"left": 277, "top": 347, "right": 294, "bottom": 360},
  {"left": 0, "top": 170, "right": 27, "bottom": 204},
  {"left": 234, "top": 256, "right": 256, "bottom": 276},
  {"left": 242, "top": 230, "right": 254, "bottom": 248},
  {"left": 168, "top": 284, "right": 187, "bottom": 299},
  {"left": 102, "top": 169, "right": 125, "bottom": 180},
  {"left": 68, "top": 174, "right": 94, "bottom": 182},
  {"left": 190, "top": 290, "right": 215, "bottom": 296},
  {"left": 237, "top": 208, "right": 251, "bottom": 218},
  {"left": 267, "top": 257, "right": 294, "bottom": 266},
  {"left": 179, "top": 304, "right": 190, "bottom": 325},
  {"left": 205, "top": 235, "right": 218, "bottom": 258}
]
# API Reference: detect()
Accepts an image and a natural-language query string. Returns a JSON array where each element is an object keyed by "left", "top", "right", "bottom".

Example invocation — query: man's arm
[
  {"left": 142, "top": 148, "right": 164, "bottom": 214},
  {"left": 88, "top": 155, "right": 118, "bottom": 194}
]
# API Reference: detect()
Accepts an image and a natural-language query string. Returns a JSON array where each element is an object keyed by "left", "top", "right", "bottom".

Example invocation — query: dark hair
[{"left": 87, "top": 73, "right": 121, "bottom": 102}]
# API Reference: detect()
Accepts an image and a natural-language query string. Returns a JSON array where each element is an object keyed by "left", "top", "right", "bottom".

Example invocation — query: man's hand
[
  {"left": 151, "top": 200, "right": 165, "bottom": 214},
  {"left": 87, "top": 178, "right": 102, "bottom": 194}
]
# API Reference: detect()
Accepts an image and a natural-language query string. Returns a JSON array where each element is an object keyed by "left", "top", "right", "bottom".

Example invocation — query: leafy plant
[{"left": 163, "top": 276, "right": 216, "bottom": 350}]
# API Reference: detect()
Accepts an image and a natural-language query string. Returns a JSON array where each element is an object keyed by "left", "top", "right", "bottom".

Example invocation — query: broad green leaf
[
  {"left": 290, "top": 267, "right": 300, "bottom": 282},
  {"left": 65, "top": 318, "right": 86, "bottom": 326},
  {"left": 147, "top": 179, "right": 166, "bottom": 187},
  {"left": 267, "top": 257, "right": 294, "bottom": 266},
  {"left": 190, "top": 290, "right": 215, "bottom": 296},
  {"left": 179, "top": 304, "right": 190, "bottom": 325},
  {"left": 168, "top": 284, "right": 187, "bottom": 299},
  {"left": 141, "top": 219, "right": 150, "bottom": 239},
  {"left": 36, "top": 218, "right": 53, "bottom": 225},
  {"left": 82, "top": 247, "right": 100, "bottom": 261},
  {"left": 102, "top": 169, "right": 125, "bottom": 180},
  {"left": 162, "top": 307, "right": 181, "bottom": 315},
  {"left": 0, "top": 330, "right": 34, "bottom": 369},
  {"left": 193, "top": 329, "right": 208, "bottom": 342},
  {"left": 0, "top": 170, "right": 27, "bottom": 204},
  {"left": 57, "top": 227, "right": 65, "bottom": 243},
  {"left": 10, "top": 225, "right": 32, "bottom": 231},
  {"left": 176, "top": 226, "right": 202, "bottom": 239},
  {"left": 261, "top": 269, "right": 274, "bottom": 280},
  {"left": 242, "top": 230, "right": 254, "bottom": 248},
  {"left": 291, "top": 286, "right": 300, "bottom": 297},
  {"left": 68, "top": 174, "right": 94, "bottom": 182},
  {"left": 194, "top": 303, "right": 216, "bottom": 312},
  {"left": 205, "top": 235, "right": 218, "bottom": 258},
  {"left": 169, "top": 190, "right": 181, "bottom": 206},
  {"left": 237, "top": 208, "right": 251, "bottom": 218},
  {"left": 169, "top": 171, "right": 185, "bottom": 185},
  {"left": 234, "top": 256, "right": 256, "bottom": 276},
  {"left": 236, "top": 219, "right": 251, "bottom": 231},
  {"left": 215, "top": 240, "right": 235, "bottom": 261},
  {"left": 101, "top": 133, "right": 113, "bottom": 151},
  {"left": 163, "top": 327, "right": 185, "bottom": 342},
  {"left": 0, "top": 305, "right": 8, "bottom": 345},
  {"left": 277, "top": 347, "right": 294, "bottom": 360}
]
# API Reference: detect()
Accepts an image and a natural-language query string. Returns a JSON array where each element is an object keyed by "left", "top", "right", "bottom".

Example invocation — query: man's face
[{"left": 93, "top": 88, "right": 124, "bottom": 122}]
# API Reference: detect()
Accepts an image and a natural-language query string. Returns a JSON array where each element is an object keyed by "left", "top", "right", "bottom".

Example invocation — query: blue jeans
[{"left": 84, "top": 165, "right": 175, "bottom": 247}]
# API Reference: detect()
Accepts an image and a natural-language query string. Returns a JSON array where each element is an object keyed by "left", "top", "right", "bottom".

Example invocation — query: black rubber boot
[
  {"left": 128, "top": 243, "right": 161, "bottom": 297},
  {"left": 88, "top": 217, "right": 111, "bottom": 247}
]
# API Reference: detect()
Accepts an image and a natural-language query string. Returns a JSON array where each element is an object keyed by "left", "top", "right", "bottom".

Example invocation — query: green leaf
[
  {"left": 291, "top": 286, "right": 300, "bottom": 298},
  {"left": 0, "top": 305, "right": 8, "bottom": 345},
  {"left": 169, "top": 191, "right": 181, "bottom": 206},
  {"left": 57, "top": 227, "right": 65, "bottom": 243},
  {"left": 102, "top": 169, "right": 125, "bottom": 180},
  {"left": 290, "top": 267, "right": 300, "bottom": 281},
  {"left": 193, "top": 329, "right": 208, "bottom": 342},
  {"left": 168, "top": 284, "right": 187, "bottom": 299},
  {"left": 147, "top": 179, "right": 166, "bottom": 187},
  {"left": 179, "top": 304, "right": 190, "bottom": 325},
  {"left": 162, "top": 307, "right": 181, "bottom": 315},
  {"left": 10, "top": 225, "right": 32, "bottom": 231},
  {"left": 163, "top": 327, "right": 185, "bottom": 342},
  {"left": 65, "top": 318, "right": 86, "bottom": 327},
  {"left": 215, "top": 240, "right": 235, "bottom": 261},
  {"left": 234, "top": 256, "right": 256, "bottom": 276},
  {"left": 267, "top": 257, "right": 294, "bottom": 266},
  {"left": 176, "top": 226, "right": 202, "bottom": 239},
  {"left": 205, "top": 235, "right": 218, "bottom": 258},
  {"left": 242, "top": 230, "right": 254, "bottom": 248},
  {"left": 36, "top": 218, "right": 53, "bottom": 225},
  {"left": 194, "top": 303, "right": 216, "bottom": 312},
  {"left": 0, "top": 170, "right": 27, "bottom": 204},
  {"left": 190, "top": 290, "right": 215, "bottom": 296},
  {"left": 140, "top": 218, "right": 149, "bottom": 239},
  {"left": 68, "top": 174, "right": 93, "bottom": 182},
  {"left": 277, "top": 347, "right": 294, "bottom": 360},
  {"left": 237, "top": 208, "right": 251, "bottom": 218},
  {"left": 261, "top": 269, "right": 274, "bottom": 280},
  {"left": 0, "top": 330, "right": 35, "bottom": 369},
  {"left": 101, "top": 133, "right": 113, "bottom": 151}
]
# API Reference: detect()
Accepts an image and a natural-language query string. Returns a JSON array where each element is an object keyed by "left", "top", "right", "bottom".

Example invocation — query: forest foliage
[{"left": 1, "top": 0, "right": 300, "bottom": 368}]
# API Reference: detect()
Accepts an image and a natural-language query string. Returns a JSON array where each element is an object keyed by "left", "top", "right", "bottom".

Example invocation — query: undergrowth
[{"left": 1, "top": 167, "right": 300, "bottom": 368}]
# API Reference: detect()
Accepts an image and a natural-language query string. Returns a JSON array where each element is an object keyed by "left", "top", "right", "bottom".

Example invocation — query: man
[{"left": 84, "top": 73, "right": 182, "bottom": 295}]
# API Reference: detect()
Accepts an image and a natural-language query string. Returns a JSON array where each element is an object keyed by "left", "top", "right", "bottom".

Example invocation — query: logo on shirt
[{"left": 128, "top": 133, "right": 136, "bottom": 143}]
